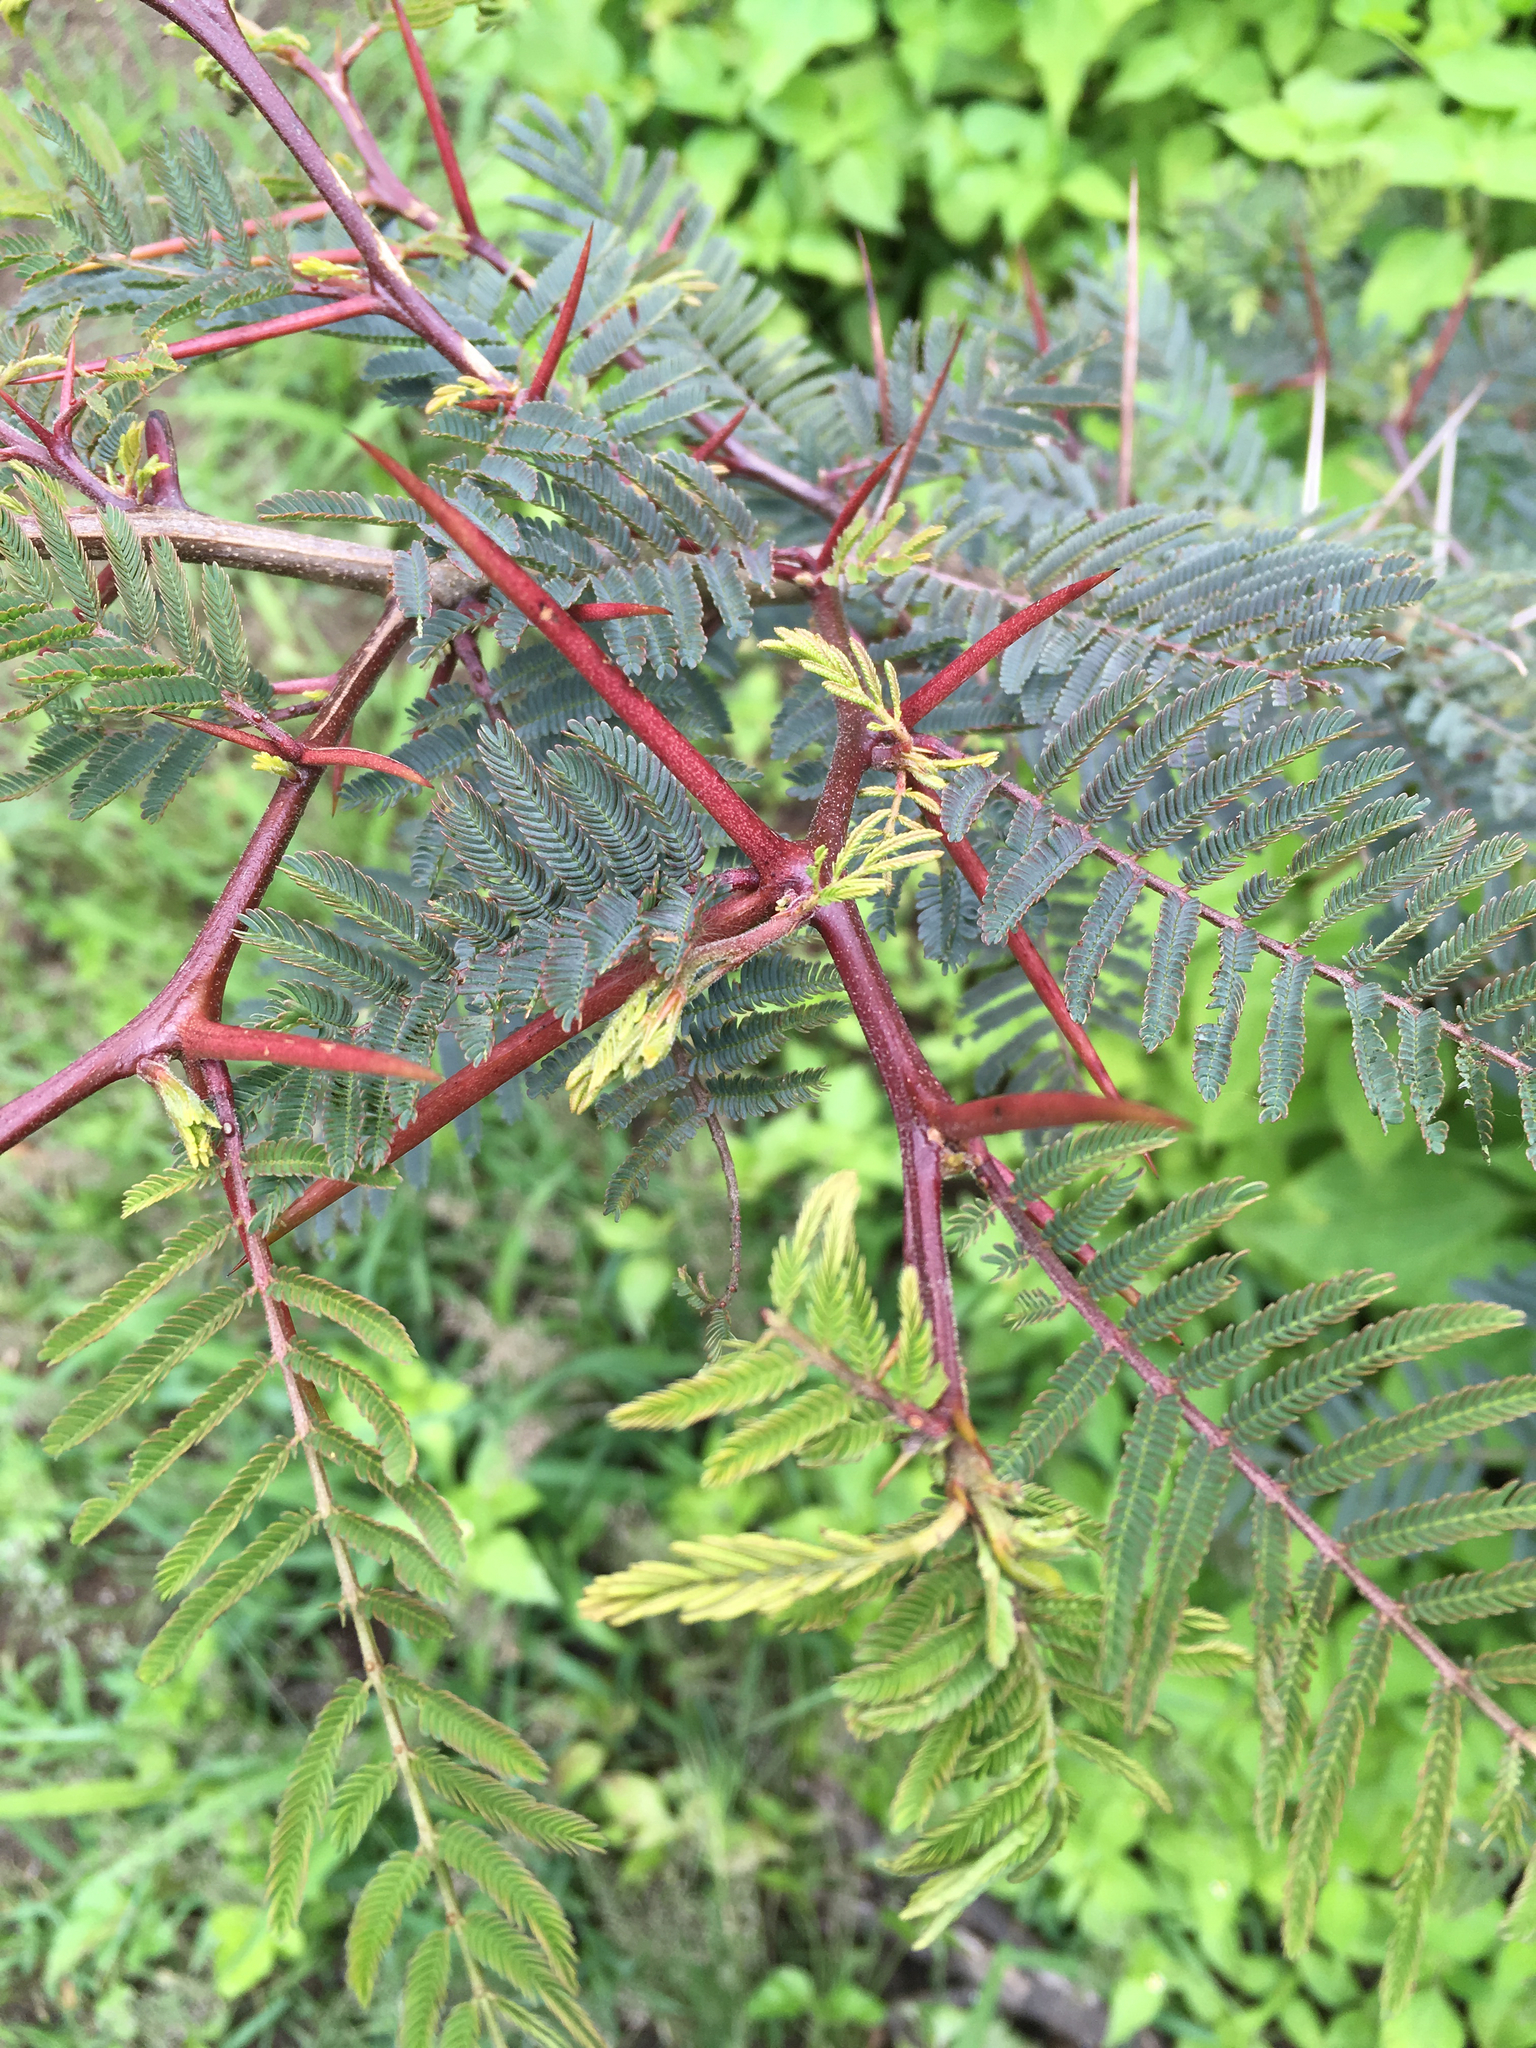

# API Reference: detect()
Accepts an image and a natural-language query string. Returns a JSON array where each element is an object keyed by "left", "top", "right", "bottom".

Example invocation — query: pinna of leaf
[{"left": 7, "top": 22, "right": 1536, "bottom": 2039}]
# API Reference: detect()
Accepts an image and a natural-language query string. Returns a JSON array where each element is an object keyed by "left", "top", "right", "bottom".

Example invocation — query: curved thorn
[
  {"left": 179, "top": 1019, "right": 439, "bottom": 1084},
  {"left": 523, "top": 225, "right": 593, "bottom": 405}
]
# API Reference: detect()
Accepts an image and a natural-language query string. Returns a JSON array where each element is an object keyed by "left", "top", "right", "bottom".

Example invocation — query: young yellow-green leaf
[
  {"left": 120, "top": 1161, "right": 217, "bottom": 1215},
  {"left": 43, "top": 1286, "right": 249, "bottom": 1456},
  {"left": 699, "top": 1383, "right": 854, "bottom": 1488},
  {"left": 70, "top": 1356, "right": 268, "bottom": 1543},
  {"left": 974, "top": 1532, "right": 1018, "bottom": 1669},
  {"left": 608, "top": 1342, "right": 806, "bottom": 1431},
  {"left": 139, "top": 1508, "right": 318, "bottom": 1685},
  {"left": 266, "top": 1676, "right": 369, "bottom": 1936},
  {"left": 41, "top": 1215, "right": 233, "bottom": 1362},
  {"left": 345, "top": 1847, "right": 432, "bottom": 2005},
  {"left": 290, "top": 1339, "right": 415, "bottom": 1484},
  {"left": 267, "top": 1268, "right": 417, "bottom": 1369}
]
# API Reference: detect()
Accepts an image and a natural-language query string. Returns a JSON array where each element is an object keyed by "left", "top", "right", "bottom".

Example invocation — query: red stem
[
  {"left": 355, "top": 437, "right": 790, "bottom": 872},
  {"left": 0, "top": 607, "right": 412, "bottom": 1154},
  {"left": 857, "top": 232, "right": 893, "bottom": 445},
  {"left": 14, "top": 296, "right": 384, "bottom": 388},
  {"left": 1397, "top": 268, "right": 1479, "bottom": 434},
  {"left": 266, "top": 878, "right": 778, "bottom": 1242},
  {"left": 881, "top": 324, "right": 964, "bottom": 511},
  {"left": 812, "top": 443, "right": 901, "bottom": 573}
]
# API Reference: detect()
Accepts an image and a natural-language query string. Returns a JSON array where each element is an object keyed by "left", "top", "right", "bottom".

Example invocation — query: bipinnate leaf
[
  {"left": 1125, "top": 1439, "right": 1229, "bottom": 1733},
  {"left": 327, "top": 1760, "right": 398, "bottom": 1858},
  {"left": 328, "top": 1505, "right": 455, "bottom": 1603},
  {"left": 1056, "top": 1728, "right": 1172, "bottom": 1811},
  {"left": 387, "top": 1671, "right": 547, "bottom": 1781},
  {"left": 44, "top": 1286, "right": 248, "bottom": 1455},
  {"left": 345, "top": 1847, "right": 432, "bottom": 2005},
  {"left": 139, "top": 1508, "right": 318, "bottom": 1685},
  {"left": 700, "top": 1383, "right": 855, "bottom": 1487},
  {"left": 1342, "top": 1481, "right": 1536, "bottom": 1561},
  {"left": 415, "top": 1752, "right": 604, "bottom": 1853},
  {"left": 69, "top": 1356, "right": 268, "bottom": 1543},
  {"left": 154, "top": 1438, "right": 296, "bottom": 1598},
  {"left": 435, "top": 1818, "right": 577, "bottom": 1983},
  {"left": 1379, "top": 1684, "right": 1460, "bottom": 2012},
  {"left": 41, "top": 1216, "right": 233, "bottom": 1363},
  {"left": 289, "top": 1339, "right": 415, "bottom": 1485},
  {"left": 1288, "top": 1374, "right": 1536, "bottom": 1495},
  {"left": 1097, "top": 1392, "right": 1178, "bottom": 1693},
  {"left": 266, "top": 1676, "right": 370, "bottom": 1935},
  {"left": 399, "top": 1928, "right": 452, "bottom": 2048},
  {"left": 359, "top": 1588, "right": 453, "bottom": 1642},
  {"left": 580, "top": 1504, "right": 967, "bottom": 1627},
  {"left": 267, "top": 1269, "right": 418, "bottom": 1369},
  {"left": 1282, "top": 1616, "right": 1391, "bottom": 1956},
  {"left": 997, "top": 1342, "right": 1117, "bottom": 1482}
]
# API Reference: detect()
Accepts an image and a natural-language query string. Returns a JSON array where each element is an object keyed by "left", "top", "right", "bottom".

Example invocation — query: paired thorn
[
  {"left": 879, "top": 323, "right": 964, "bottom": 517},
  {"left": 857, "top": 231, "right": 893, "bottom": 445},
  {"left": 568, "top": 601, "right": 671, "bottom": 621},
  {"left": 902, "top": 569, "right": 1115, "bottom": 727},
  {"left": 691, "top": 403, "right": 750, "bottom": 466},
  {"left": 180, "top": 1018, "right": 439, "bottom": 1084},
  {"left": 389, "top": 0, "right": 481, "bottom": 242},
  {"left": 813, "top": 441, "right": 902, "bottom": 573},
  {"left": 940, "top": 1092, "right": 1184, "bottom": 1142},
  {"left": 157, "top": 713, "right": 430, "bottom": 786},
  {"left": 523, "top": 226, "right": 593, "bottom": 406}
]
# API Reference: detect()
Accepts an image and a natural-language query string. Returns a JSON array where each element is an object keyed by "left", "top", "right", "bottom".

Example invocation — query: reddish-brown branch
[
  {"left": 0, "top": 606, "right": 413, "bottom": 1155},
  {"left": 357, "top": 437, "right": 790, "bottom": 871},
  {"left": 810, "top": 899, "right": 968, "bottom": 1421},
  {"left": 942, "top": 833, "right": 1121, "bottom": 1098},
  {"left": 1397, "top": 267, "right": 1479, "bottom": 435},
  {"left": 134, "top": 0, "right": 509, "bottom": 388},
  {"left": 180, "top": 1018, "right": 439, "bottom": 1082},
  {"left": 157, "top": 713, "right": 431, "bottom": 785},
  {"left": 983, "top": 1161, "right": 1536, "bottom": 1764},
  {"left": 568, "top": 602, "right": 670, "bottom": 622},
  {"left": 265, "top": 877, "right": 779, "bottom": 1242},
  {"left": 523, "top": 228, "right": 593, "bottom": 405},
  {"left": 1017, "top": 246, "right": 1050, "bottom": 355},
  {"left": 902, "top": 572, "right": 1114, "bottom": 727}
]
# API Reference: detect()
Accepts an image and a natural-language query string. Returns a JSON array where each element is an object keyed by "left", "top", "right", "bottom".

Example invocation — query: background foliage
[{"left": 6, "top": 4, "right": 1536, "bottom": 2046}]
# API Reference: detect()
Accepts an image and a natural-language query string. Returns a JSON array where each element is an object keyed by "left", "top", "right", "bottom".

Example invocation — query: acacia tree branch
[
  {"left": 27, "top": 509, "right": 479, "bottom": 598},
  {"left": 264, "top": 876, "right": 781, "bottom": 1243},
  {"left": 980, "top": 1154, "right": 1536, "bottom": 1763},
  {"left": 0, "top": 606, "right": 413, "bottom": 1155},
  {"left": 199, "top": 1057, "right": 508, "bottom": 2036},
  {"left": 133, "top": 0, "right": 510, "bottom": 388},
  {"left": 358, "top": 438, "right": 792, "bottom": 871}
]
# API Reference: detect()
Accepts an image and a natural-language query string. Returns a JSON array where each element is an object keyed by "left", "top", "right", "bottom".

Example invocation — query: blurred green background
[{"left": 6, "top": 4, "right": 1536, "bottom": 2045}]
